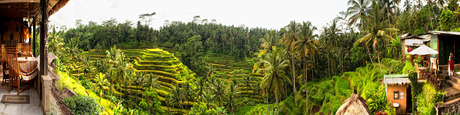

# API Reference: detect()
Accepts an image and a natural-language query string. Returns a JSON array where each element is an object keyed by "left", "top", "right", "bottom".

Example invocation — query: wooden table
[{"left": 17, "top": 57, "right": 38, "bottom": 81}]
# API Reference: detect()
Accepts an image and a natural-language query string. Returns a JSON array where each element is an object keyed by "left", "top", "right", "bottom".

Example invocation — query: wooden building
[
  {"left": 400, "top": 33, "right": 430, "bottom": 56},
  {"left": 428, "top": 31, "right": 460, "bottom": 65},
  {"left": 0, "top": 0, "right": 69, "bottom": 113},
  {"left": 383, "top": 74, "right": 412, "bottom": 114}
]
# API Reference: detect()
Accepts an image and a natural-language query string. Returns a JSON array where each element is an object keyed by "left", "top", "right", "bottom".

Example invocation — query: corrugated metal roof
[
  {"left": 384, "top": 78, "right": 411, "bottom": 85},
  {"left": 384, "top": 74, "right": 411, "bottom": 85},
  {"left": 419, "top": 34, "right": 431, "bottom": 42},
  {"left": 428, "top": 31, "right": 460, "bottom": 36},
  {"left": 405, "top": 39, "right": 424, "bottom": 46},
  {"left": 384, "top": 74, "right": 408, "bottom": 78},
  {"left": 400, "top": 33, "right": 431, "bottom": 42}
]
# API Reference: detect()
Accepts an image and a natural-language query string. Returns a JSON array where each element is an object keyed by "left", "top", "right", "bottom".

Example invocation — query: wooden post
[
  {"left": 32, "top": 19, "right": 36, "bottom": 57},
  {"left": 40, "top": 0, "right": 48, "bottom": 76},
  {"left": 40, "top": 0, "right": 51, "bottom": 112}
]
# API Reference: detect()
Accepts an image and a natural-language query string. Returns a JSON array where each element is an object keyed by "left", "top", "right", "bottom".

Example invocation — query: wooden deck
[{"left": 0, "top": 86, "right": 43, "bottom": 115}]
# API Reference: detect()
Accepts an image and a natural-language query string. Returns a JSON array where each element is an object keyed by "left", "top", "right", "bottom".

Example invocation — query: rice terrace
[{"left": 1, "top": 0, "right": 460, "bottom": 115}]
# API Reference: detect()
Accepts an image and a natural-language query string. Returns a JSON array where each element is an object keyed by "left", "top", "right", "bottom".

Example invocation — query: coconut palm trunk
[
  {"left": 275, "top": 91, "right": 279, "bottom": 115},
  {"left": 291, "top": 54, "right": 297, "bottom": 99},
  {"left": 376, "top": 49, "right": 382, "bottom": 70},
  {"left": 266, "top": 87, "right": 269, "bottom": 114},
  {"left": 327, "top": 53, "right": 331, "bottom": 77},
  {"left": 305, "top": 57, "right": 309, "bottom": 114},
  {"left": 366, "top": 44, "right": 375, "bottom": 66}
]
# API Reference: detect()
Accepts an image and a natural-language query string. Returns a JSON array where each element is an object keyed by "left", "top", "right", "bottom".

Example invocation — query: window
[
  {"left": 394, "top": 91, "right": 399, "bottom": 99},
  {"left": 400, "top": 92, "right": 404, "bottom": 99}
]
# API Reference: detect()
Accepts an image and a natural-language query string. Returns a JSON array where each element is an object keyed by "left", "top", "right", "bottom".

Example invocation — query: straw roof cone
[
  {"left": 409, "top": 44, "right": 438, "bottom": 55},
  {"left": 335, "top": 93, "right": 370, "bottom": 115}
]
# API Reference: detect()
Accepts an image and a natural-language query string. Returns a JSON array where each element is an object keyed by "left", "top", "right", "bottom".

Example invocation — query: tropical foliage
[{"left": 47, "top": 0, "right": 460, "bottom": 114}]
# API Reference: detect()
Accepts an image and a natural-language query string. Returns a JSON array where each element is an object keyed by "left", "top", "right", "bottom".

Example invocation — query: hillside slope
[{"left": 72, "top": 48, "right": 197, "bottom": 114}]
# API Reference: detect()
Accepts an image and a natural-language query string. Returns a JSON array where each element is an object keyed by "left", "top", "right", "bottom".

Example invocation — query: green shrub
[
  {"left": 401, "top": 61, "right": 414, "bottom": 74},
  {"left": 81, "top": 79, "right": 92, "bottom": 89},
  {"left": 64, "top": 96, "right": 104, "bottom": 115},
  {"left": 138, "top": 87, "right": 164, "bottom": 114},
  {"left": 382, "top": 58, "right": 403, "bottom": 74},
  {"left": 408, "top": 72, "right": 421, "bottom": 113},
  {"left": 334, "top": 76, "right": 351, "bottom": 96},
  {"left": 416, "top": 84, "right": 445, "bottom": 114},
  {"left": 278, "top": 96, "right": 303, "bottom": 115},
  {"left": 450, "top": 27, "right": 460, "bottom": 32},
  {"left": 364, "top": 85, "right": 388, "bottom": 113},
  {"left": 189, "top": 102, "right": 228, "bottom": 115},
  {"left": 414, "top": 29, "right": 426, "bottom": 35}
]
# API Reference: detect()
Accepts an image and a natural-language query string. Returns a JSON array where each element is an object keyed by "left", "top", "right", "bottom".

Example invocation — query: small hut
[
  {"left": 400, "top": 33, "right": 431, "bottom": 56},
  {"left": 336, "top": 89, "right": 370, "bottom": 115},
  {"left": 384, "top": 74, "right": 412, "bottom": 114}
]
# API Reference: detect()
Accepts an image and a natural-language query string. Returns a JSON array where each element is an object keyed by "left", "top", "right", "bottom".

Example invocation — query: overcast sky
[{"left": 49, "top": 0, "right": 349, "bottom": 31}]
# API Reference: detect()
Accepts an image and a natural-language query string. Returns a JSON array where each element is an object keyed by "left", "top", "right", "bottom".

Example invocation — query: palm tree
[
  {"left": 66, "top": 37, "right": 80, "bottom": 58},
  {"left": 354, "top": 0, "right": 398, "bottom": 70},
  {"left": 107, "top": 45, "right": 122, "bottom": 66},
  {"left": 346, "top": 0, "right": 371, "bottom": 29},
  {"left": 147, "top": 74, "right": 159, "bottom": 89},
  {"left": 321, "top": 19, "right": 342, "bottom": 77},
  {"left": 436, "top": 0, "right": 445, "bottom": 7},
  {"left": 211, "top": 80, "right": 226, "bottom": 106},
  {"left": 82, "top": 55, "right": 92, "bottom": 77},
  {"left": 256, "top": 46, "right": 291, "bottom": 112},
  {"left": 48, "top": 27, "right": 65, "bottom": 56},
  {"left": 403, "top": 0, "right": 412, "bottom": 12},
  {"left": 196, "top": 78, "right": 206, "bottom": 99},
  {"left": 242, "top": 74, "right": 253, "bottom": 92},
  {"left": 183, "top": 82, "right": 192, "bottom": 109},
  {"left": 201, "top": 86, "right": 214, "bottom": 108},
  {"left": 170, "top": 84, "right": 184, "bottom": 110},
  {"left": 294, "top": 21, "right": 318, "bottom": 113},
  {"left": 205, "top": 63, "right": 215, "bottom": 81},
  {"left": 94, "top": 72, "right": 109, "bottom": 104},
  {"left": 226, "top": 80, "right": 239, "bottom": 112},
  {"left": 381, "top": 0, "right": 401, "bottom": 26},
  {"left": 281, "top": 21, "right": 299, "bottom": 100},
  {"left": 258, "top": 30, "right": 279, "bottom": 57},
  {"left": 255, "top": 30, "right": 280, "bottom": 75}
]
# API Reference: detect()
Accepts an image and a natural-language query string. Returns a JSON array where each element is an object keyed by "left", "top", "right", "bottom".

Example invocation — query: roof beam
[{"left": 0, "top": 0, "right": 40, "bottom": 4}]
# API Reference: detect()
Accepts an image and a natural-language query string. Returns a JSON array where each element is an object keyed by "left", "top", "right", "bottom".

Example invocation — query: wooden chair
[
  {"left": 6, "top": 44, "right": 23, "bottom": 94},
  {"left": 0, "top": 45, "right": 7, "bottom": 86},
  {"left": 1, "top": 62, "right": 9, "bottom": 87}
]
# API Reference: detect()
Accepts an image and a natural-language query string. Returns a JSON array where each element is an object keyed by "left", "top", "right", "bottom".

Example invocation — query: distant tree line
[{"left": 63, "top": 17, "right": 269, "bottom": 58}]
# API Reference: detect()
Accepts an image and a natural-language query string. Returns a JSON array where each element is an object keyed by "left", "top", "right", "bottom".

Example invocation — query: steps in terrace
[
  {"left": 207, "top": 55, "right": 265, "bottom": 103},
  {"left": 439, "top": 73, "right": 460, "bottom": 114},
  {"left": 160, "top": 106, "right": 189, "bottom": 114},
  {"left": 447, "top": 75, "right": 460, "bottom": 91}
]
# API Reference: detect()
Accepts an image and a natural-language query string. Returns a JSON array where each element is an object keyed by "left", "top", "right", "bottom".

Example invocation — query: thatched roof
[
  {"left": 335, "top": 93, "right": 370, "bottom": 115},
  {"left": 0, "top": 0, "right": 69, "bottom": 22}
]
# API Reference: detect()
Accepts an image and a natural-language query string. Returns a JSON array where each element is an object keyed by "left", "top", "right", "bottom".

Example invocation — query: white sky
[{"left": 49, "top": 0, "right": 349, "bottom": 30}]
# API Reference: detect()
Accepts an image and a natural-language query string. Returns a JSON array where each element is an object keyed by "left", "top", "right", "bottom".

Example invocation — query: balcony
[{"left": 0, "top": 86, "right": 42, "bottom": 114}]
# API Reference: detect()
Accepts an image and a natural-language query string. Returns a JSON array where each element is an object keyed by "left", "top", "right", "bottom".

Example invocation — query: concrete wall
[{"left": 386, "top": 84, "right": 409, "bottom": 114}]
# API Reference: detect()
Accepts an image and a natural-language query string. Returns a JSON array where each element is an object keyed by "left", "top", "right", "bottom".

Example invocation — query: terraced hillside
[
  {"left": 201, "top": 53, "right": 265, "bottom": 103},
  {"left": 66, "top": 48, "right": 265, "bottom": 113},
  {"left": 72, "top": 49, "right": 196, "bottom": 114}
]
